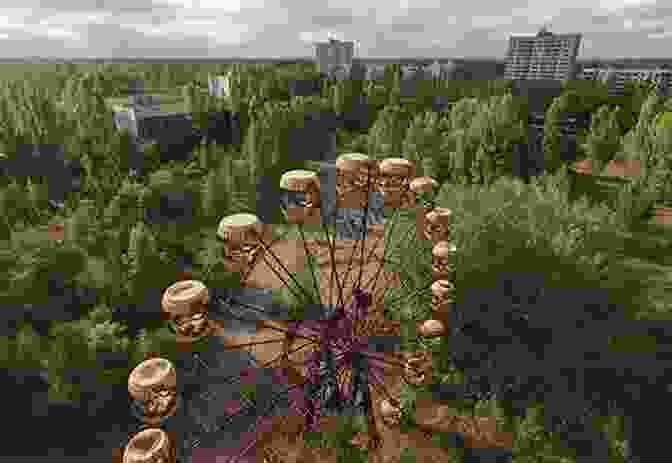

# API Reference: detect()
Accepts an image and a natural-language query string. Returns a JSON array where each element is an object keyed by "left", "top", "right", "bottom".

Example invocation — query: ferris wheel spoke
[
  {"left": 256, "top": 250, "right": 307, "bottom": 306},
  {"left": 230, "top": 375, "right": 314, "bottom": 462},
  {"left": 283, "top": 344, "right": 344, "bottom": 373},
  {"left": 261, "top": 320, "right": 319, "bottom": 348},
  {"left": 339, "top": 198, "right": 381, "bottom": 296},
  {"left": 255, "top": 232, "right": 317, "bottom": 306},
  {"left": 381, "top": 278, "right": 433, "bottom": 311},
  {"left": 360, "top": 351, "right": 408, "bottom": 372},
  {"left": 274, "top": 317, "right": 323, "bottom": 340},
  {"left": 222, "top": 301, "right": 320, "bottom": 343},
  {"left": 338, "top": 233, "right": 368, "bottom": 302},
  {"left": 252, "top": 340, "right": 319, "bottom": 373},
  {"left": 371, "top": 203, "right": 403, "bottom": 262},
  {"left": 267, "top": 371, "right": 314, "bottom": 420},
  {"left": 365, "top": 260, "right": 405, "bottom": 316},
  {"left": 296, "top": 223, "right": 323, "bottom": 307},
  {"left": 366, "top": 366, "right": 398, "bottom": 406},
  {"left": 354, "top": 173, "right": 377, "bottom": 291},
  {"left": 212, "top": 375, "right": 311, "bottom": 460},
  {"left": 337, "top": 202, "right": 397, "bottom": 303},
  {"left": 319, "top": 205, "right": 347, "bottom": 310},
  {"left": 218, "top": 337, "right": 293, "bottom": 351},
  {"left": 366, "top": 218, "right": 416, "bottom": 298},
  {"left": 336, "top": 366, "right": 353, "bottom": 399}
]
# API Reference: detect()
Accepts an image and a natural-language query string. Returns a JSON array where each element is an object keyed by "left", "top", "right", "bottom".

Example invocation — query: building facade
[
  {"left": 579, "top": 66, "right": 672, "bottom": 96},
  {"left": 314, "top": 39, "right": 355, "bottom": 78},
  {"left": 427, "top": 60, "right": 461, "bottom": 80},
  {"left": 207, "top": 73, "right": 232, "bottom": 99},
  {"left": 505, "top": 27, "right": 582, "bottom": 81},
  {"left": 365, "top": 63, "right": 386, "bottom": 81}
]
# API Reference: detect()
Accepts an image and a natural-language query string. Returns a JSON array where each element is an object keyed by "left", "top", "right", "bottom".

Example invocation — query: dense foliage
[{"left": 0, "top": 61, "right": 670, "bottom": 461}]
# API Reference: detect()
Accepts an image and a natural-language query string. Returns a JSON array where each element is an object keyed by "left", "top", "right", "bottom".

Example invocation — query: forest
[{"left": 1, "top": 60, "right": 672, "bottom": 462}]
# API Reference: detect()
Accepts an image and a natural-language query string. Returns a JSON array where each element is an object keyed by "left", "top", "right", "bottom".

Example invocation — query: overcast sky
[{"left": 0, "top": 0, "right": 669, "bottom": 59}]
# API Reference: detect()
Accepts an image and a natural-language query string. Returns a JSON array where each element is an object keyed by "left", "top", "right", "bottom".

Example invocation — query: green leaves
[
  {"left": 66, "top": 199, "right": 98, "bottom": 249},
  {"left": 5, "top": 324, "right": 44, "bottom": 369},
  {"left": 132, "top": 326, "right": 179, "bottom": 364},
  {"left": 435, "top": 175, "right": 628, "bottom": 281},
  {"left": 303, "top": 413, "right": 368, "bottom": 463},
  {"left": 270, "top": 251, "right": 321, "bottom": 320},
  {"left": 397, "top": 380, "right": 422, "bottom": 432},
  {"left": 368, "top": 104, "right": 413, "bottom": 159},
  {"left": 239, "top": 382, "right": 258, "bottom": 404},
  {"left": 543, "top": 96, "right": 564, "bottom": 174},
  {"left": 124, "top": 220, "right": 161, "bottom": 298},
  {"left": 402, "top": 110, "right": 444, "bottom": 177},
  {"left": 583, "top": 105, "right": 622, "bottom": 174},
  {"left": 201, "top": 156, "right": 237, "bottom": 219}
]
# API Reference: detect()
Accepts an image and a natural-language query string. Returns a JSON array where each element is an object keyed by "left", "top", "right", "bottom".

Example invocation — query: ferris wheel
[{"left": 122, "top": 153, "right": 457, "bottom": 463}]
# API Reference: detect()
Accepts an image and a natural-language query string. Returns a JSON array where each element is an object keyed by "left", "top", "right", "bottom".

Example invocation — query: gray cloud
[
  {"left": 7, "top": 0, "right": 162, "bottom": 16},
  {"left": 0, "top": 1, "right": 670, "bottom": 58},
  {"left": 647, "top": 25, "right": 668, "bottom": 36},
  {"left": 634, "top": 1, "right": 672, "bottom": 21},
  {"left": 308, "top": 13, "right": 357, "bottom": 29},
  {"left": 590, "top": 15, "right": 612, "bottom": 25},
  {"left": 386, "top": 21, "right": 428, "bottom": 35}
]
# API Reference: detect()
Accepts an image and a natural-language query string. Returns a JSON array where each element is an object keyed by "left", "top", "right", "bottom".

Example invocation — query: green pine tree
[
  {"left": 368, "top": 105, "right": 412, "bottom": 160},
  {"left": 584, "top": 105, "right": 622, "bottom": 174},
  {"left": 125, "top": 220, "right": 159, "bottom": 298},
  {"left": 633, "top": 91, "right": 665, "bottom": 157},
  {"left": 543, "top": 97, "right": 563, "bottom": 173},
  {"left": 402, "top": 111, "right": 443, "bottom": 175},
  {"left": 201, "top": 158, "right": 235, "bottom": 219},
  {"left": 67, "top": 199, "right": 97, "bottom": 249},
  {"left": 0, "top": 213, "right": 11, "bottom": 244},
  {"left": 4, "top": 181, "right": 30, "bottom": 227}
]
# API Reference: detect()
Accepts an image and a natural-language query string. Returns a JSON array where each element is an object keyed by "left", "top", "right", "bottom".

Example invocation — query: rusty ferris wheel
[{"left": 122, "top": 153, "right": 457, "bottom": 463}]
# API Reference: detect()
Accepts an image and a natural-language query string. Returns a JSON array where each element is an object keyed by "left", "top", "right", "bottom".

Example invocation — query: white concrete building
[
  {"left": 365, "top": 64, "right": 386, "bottom": 81},
  {"left": 207, "top": 72, "right": 232, "bottom": 99},
  {"left": 579, "top": 66, "right": 672, "bottom": 96},
  {"left": 314, "top": 38, "right": 355, "bottom": 78},
  {"left": 505, "top": 27, "right": 582, "bottom": 81}
]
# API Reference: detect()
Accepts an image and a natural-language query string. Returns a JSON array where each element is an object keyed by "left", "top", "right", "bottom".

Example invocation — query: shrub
[
  {"left": 431, "top": 174, "right": 656, "bottom": 458},
  {"left": 583, "top": 105, "right": 622, "bottom": 174},
  {"left": 435, "top": 174, "right": 628, "bottom": 273},
  {"left": 367, "top": 105, "right": 413, "bottom": 159}
]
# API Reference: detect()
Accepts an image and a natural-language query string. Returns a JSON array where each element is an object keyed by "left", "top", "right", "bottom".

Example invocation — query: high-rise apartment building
[
  {"left": 505, "top": 27, "right": 582, "bottom": 81},
  {"left": 580, "top": 66, "right": 672, "bottom": 96},
  {"left": 314, "top": 38, "right": 355, "bottom": 78}
]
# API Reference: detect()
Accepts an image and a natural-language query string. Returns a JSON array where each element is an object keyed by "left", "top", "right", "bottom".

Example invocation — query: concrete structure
[
  {"left": 314, "top": 38, "right": 355, "bottom": 78},
  {"left": 113, "top": 79, "right": 193, "bottom": 144},
  {"left": 510, "top": 79, "right": 564, "bottom": 114},
  {"left": 580, "top": 66, "right": 672, "bottom": 96},
  {"left": 113, "top": 103, "right": 193, "bottom": 145},
  {"left": 365, "top": 63, "right": 386, "bottom": 81},
  {"left": 505, "top": 27, "right": 581, "bottom": 81},
  {"left": 427, "top": 60, "right": 460, "bottom": 80},
  {"left": 207, "top": 72, "right": 232, "bottom": 99}
]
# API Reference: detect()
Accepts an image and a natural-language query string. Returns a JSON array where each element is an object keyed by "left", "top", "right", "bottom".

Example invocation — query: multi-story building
[
  {"left": 505, "top": 27, "right": 582, "bottom": 81},
  {"left": 365, "top": 63, "right": 386, "bottom": 81},
  {"left": 314, "top": 38, "right": 355, "bottom": 78},
  {"left": 111, "top": 84, "right": 193, "bottom": 146},
  {"left": 207, "top": 72, "right": 232, "bottom": 99},
  {"left": 427, "top": 60, "right": 461, "bottom": 80},
  {"left": 579, "top": 66, "right": 672, "bottom": 96}
]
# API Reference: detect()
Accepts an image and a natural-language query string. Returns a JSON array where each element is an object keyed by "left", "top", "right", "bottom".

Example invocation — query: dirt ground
[
  {"left": 213, "top": 232, "right": 513, "bottom": 462},
  {"left": 649, "top": 207, "right": 672, "bottom": 227}
]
